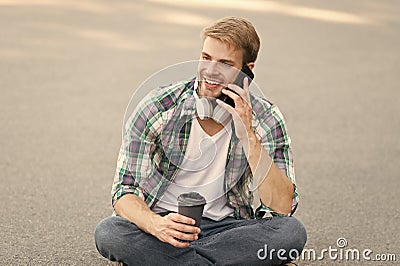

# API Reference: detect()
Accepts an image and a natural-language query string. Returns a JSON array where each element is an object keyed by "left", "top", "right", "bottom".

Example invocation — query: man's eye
[
  {"left": 222, "top": 62, "right": 233, "bottom": 67},
  {"left": 202, "top": 56, "right": 211, "bottom": 60}
]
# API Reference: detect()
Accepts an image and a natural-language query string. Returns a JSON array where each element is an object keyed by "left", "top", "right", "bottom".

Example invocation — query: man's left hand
[{"left": 216, "top": 77, "right": 254, "bottom": 141}]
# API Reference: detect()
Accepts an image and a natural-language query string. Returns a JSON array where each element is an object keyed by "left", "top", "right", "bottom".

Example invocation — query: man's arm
[
  {"left": 217, "top": 78, "right": 295, "bottom": 215},
  {"left": 112, "top": 85, "right": 200, "bottom": 248},
  {"left": 242, "top": 131, "right": 294, "bottom": 214},
  {"left": 114, "top": 194, "right": 200, "bottom": 248}
]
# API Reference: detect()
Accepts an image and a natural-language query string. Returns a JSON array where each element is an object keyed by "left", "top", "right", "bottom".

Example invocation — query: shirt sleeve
[
  {"left": 254, "top": 104, "right": 298, "bottom": 216},
  {"left": 111, "top": 96, "right": 163, "bottom": 207}
]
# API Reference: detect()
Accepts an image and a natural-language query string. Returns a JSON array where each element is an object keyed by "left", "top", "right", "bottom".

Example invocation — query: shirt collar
[{"left": 193, "top": 78, "right": 200, "bottom": 99}]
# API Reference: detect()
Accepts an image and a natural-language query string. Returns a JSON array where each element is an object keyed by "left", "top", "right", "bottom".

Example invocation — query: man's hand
[
  {"left": 149, "top": 213, "right": 201, "bottom": 248},
  {"left": 114, "top": 194, "right": 201, "bottom": 248},
  {"left": 216, "top": 77, "right": 253, "bottom": 141}
]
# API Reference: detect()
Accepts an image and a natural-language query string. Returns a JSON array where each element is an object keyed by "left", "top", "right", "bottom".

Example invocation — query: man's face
[{"left": 197, "top": 37, "right": 244, "bottom": 98}]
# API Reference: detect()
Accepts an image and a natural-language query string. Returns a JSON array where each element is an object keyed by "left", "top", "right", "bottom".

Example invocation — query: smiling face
[{"left": 197, "top": 37, "right": 244, "bottom": 98}]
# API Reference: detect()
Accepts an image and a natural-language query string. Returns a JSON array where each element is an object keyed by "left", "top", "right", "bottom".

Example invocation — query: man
[{"left": 95, "top": 17, "right": 306, "bottom": 265}]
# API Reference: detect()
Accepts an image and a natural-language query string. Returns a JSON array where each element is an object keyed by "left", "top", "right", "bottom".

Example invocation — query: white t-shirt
[{"left": 153, "top": 118, "right": 234, "bottom": 221}]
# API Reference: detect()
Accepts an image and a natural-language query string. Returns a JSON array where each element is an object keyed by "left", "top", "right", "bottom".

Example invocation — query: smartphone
[{"left": 217, "top": 65, "right": 254, "bottom": 107}]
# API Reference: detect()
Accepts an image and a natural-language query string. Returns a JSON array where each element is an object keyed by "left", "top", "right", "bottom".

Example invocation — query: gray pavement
[{"left": 1, "top": 0, "right": 399, "bottom": 265}]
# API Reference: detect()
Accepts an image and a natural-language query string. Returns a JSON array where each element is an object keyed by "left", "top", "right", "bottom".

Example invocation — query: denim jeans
[{"left": 94, "top": 213, "right": 307, "bottom": 265}]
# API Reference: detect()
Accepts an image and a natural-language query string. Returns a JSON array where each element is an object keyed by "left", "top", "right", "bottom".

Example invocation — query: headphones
[{"left": 194, "top": 85, "right": 231, "bottom": 124}]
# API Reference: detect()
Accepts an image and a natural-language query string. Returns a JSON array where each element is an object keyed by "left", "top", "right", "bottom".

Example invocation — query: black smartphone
[{"left": 217, "top": 65, "right": 254, "bottom": 107}]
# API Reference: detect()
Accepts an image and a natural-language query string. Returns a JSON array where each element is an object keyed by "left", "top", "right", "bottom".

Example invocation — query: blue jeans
[{"left": 94, "top": 213, "right": 307, "bottom": 265}]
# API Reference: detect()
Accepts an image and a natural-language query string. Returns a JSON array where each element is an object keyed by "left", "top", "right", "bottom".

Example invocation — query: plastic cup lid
[{"left": 177, "top": 192, "right": 206, "bottom": 206}]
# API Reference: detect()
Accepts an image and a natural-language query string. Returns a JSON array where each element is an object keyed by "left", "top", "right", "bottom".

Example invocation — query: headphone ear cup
[
  {"left": 213, "top": 105, "right": 231, "bottom": 124},
  {"left": 196, "top": 97, "right": 213, "bottom": 119}
]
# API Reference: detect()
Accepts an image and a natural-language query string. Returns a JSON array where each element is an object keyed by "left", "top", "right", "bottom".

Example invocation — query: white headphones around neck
[{"left": 194, "top": 85, "right": 231, "bottom": 124}]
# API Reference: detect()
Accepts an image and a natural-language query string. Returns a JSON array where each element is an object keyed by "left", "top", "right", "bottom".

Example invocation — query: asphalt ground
[{"left": 0, "top": 0, "right": 399, "bottom": 265}]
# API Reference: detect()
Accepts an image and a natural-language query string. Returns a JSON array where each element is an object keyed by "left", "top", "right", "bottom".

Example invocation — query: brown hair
[{"left": 201, "top": 16, "right": 260, "bottom": 65}]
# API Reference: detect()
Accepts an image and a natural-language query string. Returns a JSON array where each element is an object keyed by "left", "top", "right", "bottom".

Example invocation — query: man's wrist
[
  {"left": 238, "top": 128, "right": 261, "bottom": 160},
  {"left": 238, "top": 128, "right": 258, "bottom": 147},
  {"left": 237, "top": 125, "right": 252, "bottom": 140},
  {"left": 247, "top": 128, "right": 258, "bottom": 143},
  {"left": 146, "top": 212, "right": 161, "bottom": 236}
]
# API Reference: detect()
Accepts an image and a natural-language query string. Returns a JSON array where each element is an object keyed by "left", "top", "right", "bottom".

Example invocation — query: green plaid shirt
[{"left": 111, "top": 78, "right": 298, "bottom": 219}]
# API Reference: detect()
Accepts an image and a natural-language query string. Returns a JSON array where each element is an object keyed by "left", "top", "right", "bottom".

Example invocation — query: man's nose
[{"left": 206, "top": 61, "right": 220, "bottom": 75}]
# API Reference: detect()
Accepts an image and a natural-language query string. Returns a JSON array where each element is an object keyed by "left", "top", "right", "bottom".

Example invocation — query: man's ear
[{"left": 247, "top": 62, "right": 255, "bottom": 70}]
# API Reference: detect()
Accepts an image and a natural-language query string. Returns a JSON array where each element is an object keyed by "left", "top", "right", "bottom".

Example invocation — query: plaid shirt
[{"left": 111, "top": 78, "right": 298, "bottom": 219}]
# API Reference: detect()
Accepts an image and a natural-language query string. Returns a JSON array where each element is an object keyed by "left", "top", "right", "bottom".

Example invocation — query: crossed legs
[{"left": 95, "top": 215, "right": 307, "bottom": 265}]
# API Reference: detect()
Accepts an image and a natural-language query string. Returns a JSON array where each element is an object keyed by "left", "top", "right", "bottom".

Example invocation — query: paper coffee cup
[{"left": 177, "top": 192, "right": 206, "bottom": 227}]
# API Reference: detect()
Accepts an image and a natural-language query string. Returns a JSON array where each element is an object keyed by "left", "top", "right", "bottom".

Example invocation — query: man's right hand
[
  {"left": 114, "top": 194, "right": 201, "bottom": 248},
  {"left": 149, "top": 212, "right": 201, "bottom": 248}
]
